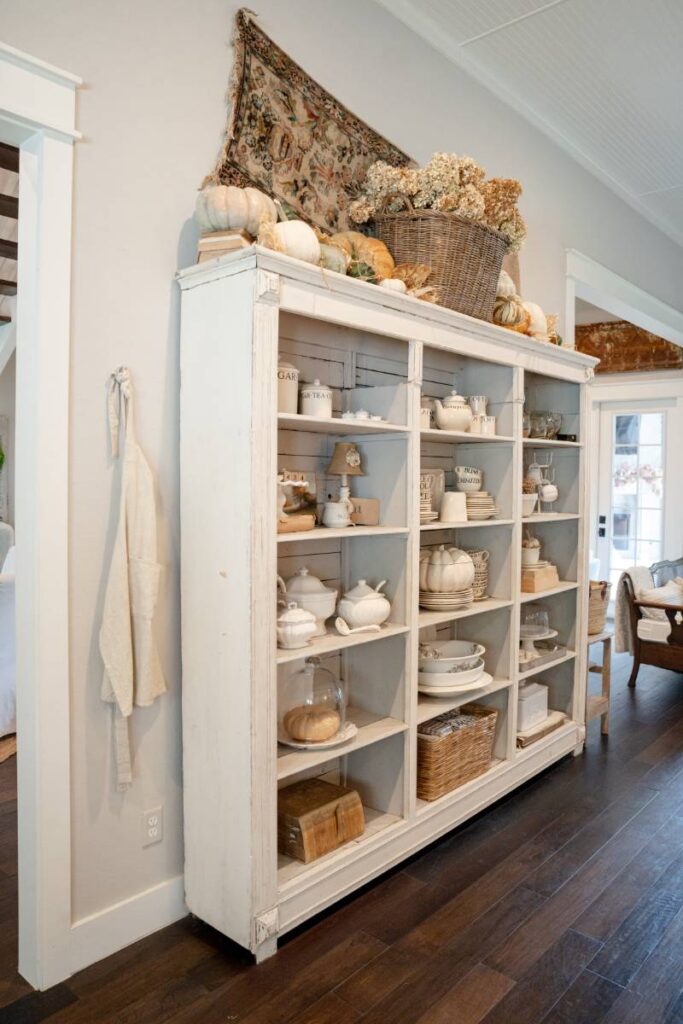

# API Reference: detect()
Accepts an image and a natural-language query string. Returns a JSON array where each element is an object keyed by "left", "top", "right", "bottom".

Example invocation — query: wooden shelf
[
  {"left": 277, "top": 525, "right": 408, "bottom": 544},
  {"left": 420, "top": 519, "right": 514, "bottom": 531},
  {"left": 523, "top": 437, "right": 581, "bottom": 448},
  {"left": 276, "top": 708, "right": 407, "bottom": 780},
  {"left": 522, "top": 513, "right": 580, "bottom": 524},
  {"left": 421, "top": 428, "right": 514, "bottom": 444},
  {"left": 418, "top": 597, "right": 513, "bottom": 630},
  {"left": 520, "top": 581, "right": 578, "bottom": 602},
  {"left": 277, "top": 805, "right": 402, "bottom": 888},
  {"left": 417, "top": 678, "right": 513, "bottom": 725},
  {"left": 278, "top": 412, "right": 408, "bottom": 435},
  {"left": 276, "top": 622, "right": 409, "bottom": 665},
  {"left": 519, "top": 650, "right": 576, "bottom": 680}
]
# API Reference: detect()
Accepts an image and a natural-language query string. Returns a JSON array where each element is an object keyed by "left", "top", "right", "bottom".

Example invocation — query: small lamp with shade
[{"left": 322, "top": 442, "right": 365, "bottom": 529}]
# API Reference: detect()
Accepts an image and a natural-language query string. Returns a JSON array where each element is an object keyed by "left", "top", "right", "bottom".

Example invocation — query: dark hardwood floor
[{"left": 2, "top": 652, "right": 683, "bottom": 1023}]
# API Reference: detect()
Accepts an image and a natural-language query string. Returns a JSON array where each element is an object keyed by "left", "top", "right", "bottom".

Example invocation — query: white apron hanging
[{"left": 99, "top": 367, "right": 166, "bottom": 789}]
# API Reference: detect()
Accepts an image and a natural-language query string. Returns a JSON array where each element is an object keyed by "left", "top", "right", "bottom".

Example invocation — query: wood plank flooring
[{"left": 2, "top": 652, "right": 683, "bottom": 1022}]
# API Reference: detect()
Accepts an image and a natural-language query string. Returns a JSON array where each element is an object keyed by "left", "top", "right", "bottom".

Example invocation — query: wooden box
[
  {"left": 521, "top": 563, "right": 560, "bottom": 593},
  {"left": 350, "top": 497, "right": 380, "bottom": 526},
  {"left": 278, "top": 778, "right": 365, "bottom": 863}
]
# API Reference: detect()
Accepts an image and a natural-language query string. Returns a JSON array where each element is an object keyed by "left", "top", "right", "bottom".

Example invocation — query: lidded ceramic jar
[
  {"left": 300, "top": 378, "right": 333, "bottom": 418},
  {"left": 280, "top": 657, "right": 345, "bottom": 743},
  {"left": 279, "top": 568, "right": 337, "bottom": 637},
  {"left": 419, "top": 545, "right": 475, "bottom": 593},
  {"left": 337, "top": 579, "right": 391, "bottom": 629},
  {"left": 276, "top": 602, "right": 317, "bottom": 649},
  {"left": 277, "top": 362, "right": 299, "bottom": 414}
]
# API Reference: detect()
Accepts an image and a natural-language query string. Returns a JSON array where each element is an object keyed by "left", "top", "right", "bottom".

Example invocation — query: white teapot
[
  {"left": 279, "top": 568, "right": 337, "bottom": 637},
  {"left": 420, "top": 545, "right": 475, "bottom": 593},
  {"left": 433, "top": 391, "right": 473, "bottom": 432},
  {"left": 337, "top": 579, "right": 391, "bottom": 629}
]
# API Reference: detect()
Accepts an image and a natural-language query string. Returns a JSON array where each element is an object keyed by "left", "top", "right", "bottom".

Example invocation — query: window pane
[
  {"left": 613, "top": 451, "right": 638, "bottom": 496},
  {"left": 638, "top": 508, "right": 662, "bottom": 539},
  {"left": 637, "top": 539, "right": 661, "bottom": 566},
  {"left": 615, "top": 415, "right": 639, "bottom": 445},
  {"left": 638, "top": 446, "right": 664, "bottom": 505},
  {"left": 639, "top": 413, "right": 663, "bottom": 445}
]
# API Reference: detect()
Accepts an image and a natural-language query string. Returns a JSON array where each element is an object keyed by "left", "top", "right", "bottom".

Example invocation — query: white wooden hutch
[{"left": 178, "top": 247, "right": 596, "bottom": 960}]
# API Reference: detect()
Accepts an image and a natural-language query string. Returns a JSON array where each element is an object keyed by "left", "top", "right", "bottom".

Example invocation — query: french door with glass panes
[{"left": 597, "top": 404, "right": 668, "bottom": 594}]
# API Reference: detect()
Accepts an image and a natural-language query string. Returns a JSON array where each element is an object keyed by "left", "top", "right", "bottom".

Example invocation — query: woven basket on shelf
[
  {"left": 588, "top": 580, "right": 611, "bottom": 635},
  {"left": 417, "top": 703, "right": 498, "bottom": 801},
  {"left": 373, "top": 196, "right": 508, "bottom": 321},
  {"left": 465, "top": 549, "right": 490, "bottom": 601}
]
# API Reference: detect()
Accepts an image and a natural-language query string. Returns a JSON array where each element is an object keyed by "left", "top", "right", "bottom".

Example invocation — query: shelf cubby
[
  {"left": 524, "top": 371, "right": 581, "bottom": 443},
  {"left": 521, "top": 517, "right": 579, "bottom": 584}
]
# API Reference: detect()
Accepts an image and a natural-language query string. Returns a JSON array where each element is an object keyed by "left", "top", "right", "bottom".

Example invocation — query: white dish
[
  {"left": 419, "top": 639, "right": 486, "bottom": 672},
  {"left": 418, "top": 660, "right": 485, "bottom": 686},
  {"left": 418, "top": 671, "right": 493, "bottom": 698},
  {"left": 277, "top": 722, "right": 358, "bottom": 750}
]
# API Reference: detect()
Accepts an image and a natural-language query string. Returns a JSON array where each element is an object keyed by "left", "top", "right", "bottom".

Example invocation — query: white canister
[
  {"left": 277, "top": 362, "right": 299, "bottom": 414},
  {"left": 480, "top": 415, "right": 497, "bottom": 436},
  {"left": 518, "top": 682, "right": 548, "bottom": 731},
  {"left": 470, "top": 416, "right": 483, "bottom": 434},
  {"left": 300, "top": 379, "right": 333, "bottom": 418}
]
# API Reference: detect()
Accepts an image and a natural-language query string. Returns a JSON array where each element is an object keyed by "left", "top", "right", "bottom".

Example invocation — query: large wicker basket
[
  {"left": 417, "top": 703, "right": 498, "bottom": 801},
  {"left": 374, "top": 197, "right": 508, "bottom": 321},
  {"left": 588, "top": 580, "right": 611, "bottom": 635}
]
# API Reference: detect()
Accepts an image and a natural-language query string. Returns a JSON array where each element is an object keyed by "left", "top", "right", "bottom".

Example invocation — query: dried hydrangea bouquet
[{"left": 349, "top": 153, "right": 526, "bottom": 320}]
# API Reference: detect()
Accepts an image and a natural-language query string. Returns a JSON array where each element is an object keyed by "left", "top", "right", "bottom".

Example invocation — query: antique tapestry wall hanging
[{"left": 203, "top": 8, "right": 413, "bottom": 232}]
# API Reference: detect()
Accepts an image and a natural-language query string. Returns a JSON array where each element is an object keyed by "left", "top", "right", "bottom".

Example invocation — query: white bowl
[
  {"left": 419, "top": 639, "right": 486, "bottom": 673},
  {"left": 418, "top": 659, "right": 486, "bottom": 687}
]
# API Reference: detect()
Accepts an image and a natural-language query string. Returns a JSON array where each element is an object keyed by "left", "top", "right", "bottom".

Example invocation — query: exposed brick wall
[{"left": 575, "top": 320, "right": 683, "bottom": 373}]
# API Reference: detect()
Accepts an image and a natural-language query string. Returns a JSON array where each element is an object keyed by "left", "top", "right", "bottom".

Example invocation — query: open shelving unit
[{"left": 178, "top": 246, "right": 596, "bottom": 961}]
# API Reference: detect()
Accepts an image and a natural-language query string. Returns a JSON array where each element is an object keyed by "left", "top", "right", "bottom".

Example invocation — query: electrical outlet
[{"left": 143, "top": 806, "right": 163, "bottom": 847}]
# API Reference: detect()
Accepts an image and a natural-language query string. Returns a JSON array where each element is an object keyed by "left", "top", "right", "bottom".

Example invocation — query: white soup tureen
[{"left": 337, "top": 579, "right": 391, "bottom": 629}]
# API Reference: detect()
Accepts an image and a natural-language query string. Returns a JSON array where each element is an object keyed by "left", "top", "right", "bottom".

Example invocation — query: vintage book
[
  {"left": 521, "top": 563, "right": 560, "bottom": 593},
  {"left": 277, "top": 513, "right": 316, "bottom": 535},
  {"left": 197, "top": 230, "right": 252, "bottom": 263},
  {"left": 278, "top": 778, "right": 365, "bottom": 863},
  {"left": 350, "top": 497, "right": 380, "bottom": 526},
  {"left": 517, "top": 710, "right": 568, "bottom": 748}
]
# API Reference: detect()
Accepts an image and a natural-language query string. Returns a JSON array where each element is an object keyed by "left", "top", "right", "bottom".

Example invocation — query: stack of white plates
[
  {"left": 465, "top": 491, "right": 499, "bottom": 521},
  {"left": 418, "top": 666, "right": 492, "bottom": 697},
  {"left": 420, "top": 496, "right": 438, "bottom": 523},
  {"left": 419, "top": 588, "right": 474, "bottom": 610}
]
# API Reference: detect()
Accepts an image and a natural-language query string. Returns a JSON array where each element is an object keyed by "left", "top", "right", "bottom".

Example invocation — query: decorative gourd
[
  {"left": 493, "top": 294, "right": 530, "bottom": 333},
  {"left": 523, "top": 301, "right": 549, "bottom": 340},
  {"left": 496, "top": 269, "right": 517, "bottom": 299},
  {"left": 380, "top": 278, "right": 407, "bottom": 294},
  {"left": 419, "top": 545, "right": 475, "bottom": 593},
  {"left": 259, "top": 220, "right": 321, "bottom": 265},
  {"left": 319, "top": 243, "right": 350, "bottom": 274},
  {"left": 331, "top": 231, "right": 395, "bottom": 280},
  {"left": 283, "top": 704, "right": 340, "bottom": 742},
  {"left": 195, "top": 185, "right": 277, "bottom": 236}
]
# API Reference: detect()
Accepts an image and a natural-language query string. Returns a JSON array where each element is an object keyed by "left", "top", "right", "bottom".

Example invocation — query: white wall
[
  {"left": 0, "top": 350, "right": 15, "bottom": 524},
  {"left": 2, "top": 0, "right": 683, "bottom": 928}
]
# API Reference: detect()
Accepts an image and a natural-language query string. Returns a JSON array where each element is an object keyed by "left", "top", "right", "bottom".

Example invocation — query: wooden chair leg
[{"left": 628, "top": 645, "right": 640, "bottom": 688}]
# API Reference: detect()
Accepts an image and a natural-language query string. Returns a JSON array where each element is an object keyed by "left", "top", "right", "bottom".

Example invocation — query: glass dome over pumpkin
[{"left": 279, "top": 657, "right": 346, "bottom": 745}]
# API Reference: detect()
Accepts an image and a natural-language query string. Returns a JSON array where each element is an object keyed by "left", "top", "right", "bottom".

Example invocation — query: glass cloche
[{"left": 280, "top": 657, "right": 346, "bottom": 745}]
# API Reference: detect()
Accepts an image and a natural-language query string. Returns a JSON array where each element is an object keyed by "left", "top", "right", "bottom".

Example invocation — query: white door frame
[{"left": 0, "top": 41, "right": 80, "bottom": 989}]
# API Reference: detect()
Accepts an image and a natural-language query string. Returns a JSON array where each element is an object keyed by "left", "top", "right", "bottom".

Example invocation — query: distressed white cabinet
[{"left": 178, "top": 247, "right": 597, "bottom": 960}]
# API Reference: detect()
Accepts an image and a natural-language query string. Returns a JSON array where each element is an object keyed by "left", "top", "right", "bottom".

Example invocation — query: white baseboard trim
[{"left": 69, "top": 875, "right": 187, "bottom": 977}]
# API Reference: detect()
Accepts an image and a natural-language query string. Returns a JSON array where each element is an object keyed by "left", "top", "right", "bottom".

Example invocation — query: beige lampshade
[{"left": 327, "top": 442, "right": 365, "bottom": 477}]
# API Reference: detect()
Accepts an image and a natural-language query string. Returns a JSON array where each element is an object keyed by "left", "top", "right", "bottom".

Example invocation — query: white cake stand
[{"left": 519, "top": 627, "right": 558, "bottom": 661}]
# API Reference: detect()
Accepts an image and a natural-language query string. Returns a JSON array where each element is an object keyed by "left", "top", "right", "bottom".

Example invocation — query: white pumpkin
[
  {"left": 523, "top": 301, "right": 549, "bottom": 340},
  {"left": 264, "top": 220, "right": 321, "bottom": 265},
  {"left": 380, "top": 278, "right": 408, "bottom": 294},
  {"left": 496, "top": 269, "right": 517, "bottom": 299},
  {"left": 195, "top": 185, "right": 276, "bottom": 236}
]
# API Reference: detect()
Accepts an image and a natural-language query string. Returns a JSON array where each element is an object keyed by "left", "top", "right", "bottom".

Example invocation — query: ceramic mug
[
  {"left": 440, "top": 491, "right": 467, "bottom": 523},
  {"left": 480, "top": 415, "right": 497, "bottom": 436},
  {"left": 470, "top": 415, "right": 483, "bottom": 434}
]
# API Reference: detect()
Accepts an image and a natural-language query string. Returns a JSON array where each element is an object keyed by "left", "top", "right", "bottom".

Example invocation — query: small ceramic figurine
[{"left": 337, "top": 580, "right": 391, "bottom": 629}]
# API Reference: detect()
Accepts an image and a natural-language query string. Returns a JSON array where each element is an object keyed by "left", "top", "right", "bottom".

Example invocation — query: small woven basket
[
  {"left": 373, "top": 196, "right": 508, "bottom": 321},
  {"left": 588, "top": 580, "right": 611, "bottom": 635},
  {"left": 417, "top": 703, "right": 498, "bottom": 801}
]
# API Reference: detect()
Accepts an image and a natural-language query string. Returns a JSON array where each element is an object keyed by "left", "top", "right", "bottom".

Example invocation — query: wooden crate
[
  {"left": 278, "top": 778, "right": 365, "bottom": 863},
  {"left": 521, "top": 563, "right": 560, "bottom": 593}
]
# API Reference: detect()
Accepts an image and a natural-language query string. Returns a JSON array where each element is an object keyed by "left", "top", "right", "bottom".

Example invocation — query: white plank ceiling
[{"left": 376, "top": 0, "right": 683, "bottom": 246}]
